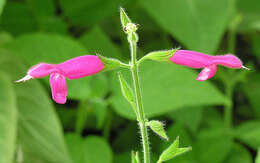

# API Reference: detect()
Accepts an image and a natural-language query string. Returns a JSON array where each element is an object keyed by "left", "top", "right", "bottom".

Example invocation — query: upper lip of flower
[{"left": 170, "top": 50, "right": 249, "bottom": 81}]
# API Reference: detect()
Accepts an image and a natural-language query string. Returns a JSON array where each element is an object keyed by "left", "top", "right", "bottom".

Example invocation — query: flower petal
[
  {"left": 170, "top": 50, "right": 213, "bottom": 68},
  {"left": 196, "top": 64, "right": 217, "bottom": 81},
  {"left": 28, "top": 63, "right": 57, "bottom": 78},
  {"left": 57, "top": 55, "right": 104, "bottom": 79},
  {"left": 49, "top": 73, "right": 67, "bottom": 104},
  {"left": 212, "top": 54, "right": 242, "bottom": 68}
]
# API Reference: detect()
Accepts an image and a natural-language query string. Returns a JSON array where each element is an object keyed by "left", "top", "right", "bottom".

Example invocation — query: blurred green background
[{"left": 0, "top": 0, "right": 260, "bottom": 162}]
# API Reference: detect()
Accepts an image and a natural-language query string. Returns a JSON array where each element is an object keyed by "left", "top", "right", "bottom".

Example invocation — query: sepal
[
  {"left": 139, "top": 49, "right": 178, "bottom": 64},
  {"left": 97, "top": 54, "right": 127, "bottom": 71}
]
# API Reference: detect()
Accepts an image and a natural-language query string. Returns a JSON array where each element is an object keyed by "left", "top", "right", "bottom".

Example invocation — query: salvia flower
[
  {"left": 16, "top": 55, "right": 104, "bottom": 104},
  {"left": 169, "top": 50, "right": 248, "bottom": 81}
]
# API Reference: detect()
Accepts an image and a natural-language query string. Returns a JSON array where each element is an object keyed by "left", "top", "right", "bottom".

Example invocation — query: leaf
[
  {"left": 25, "top": 0, "right": 68, "bottom": 34},
  {"left": 5, "top": 33, "right": 97, "bottom": 100},
  {"left": 195, "top": 128, "right": 233, "bottom": 163},
  {"left": 131, "top": 151, "right": 140, "bottom": 163},
  {"left": 0, "top": 0, "right": 5, "bottom": 16},
  {"left": 234, "top": 120, "right": 260, "bottom": 149},
  {"left": 0, "top": 2, "right": 37, "bottom": 35},
  {"left": 26, "top": 0, "right": 55, "bottom": 18},
  {"left": 0, "top": 32, "right": 13, "bottom": 46},
  {"left": 58, "top": 0, "right": 128, "bottom": 26},
  {"left": 243, "top": 72, "right": 260, "bottom": 117},
  {"left": 120, "top": 7, "right": 131, "bottom": 29},
  {"left": 236, "top": 0, "right": 260, "bottom": 32},
  {"left": 256, "top": 148, "right": 260, "bottom": 163},
  {"left": 168, "top": 107, "right": 203, "bottom": 133},
  {"left": 225, "top": 143, "right": 252, "bottom": 163},
  {"left": 118, "top": 72, "right": 135, "bottom": 107},
  {"left": 148, "top": 120, "right": 168, "bottom": 140},
  {"left": 0, "top": 72, "right": 17, "bottom": 163},
  {"left": 90, "top": 74, "right": 108, "bottom": 98},
  {"left": 0, "top": 53, "right": 72, "bottom": 163},
  {"left": 158, "top": 136, "right": 192, "bottom": 163},
  {"left": 79, "top": 26, "right": 124, "bottom": 59},
  {"left": 140, "top": 0, "right": 234, "bottom": 53},
  {"left": 110, "top": 61, "right": 228, "bottom": 120},
  {"left": 65, "top": 134, "right": 113, "bottom": 163}
]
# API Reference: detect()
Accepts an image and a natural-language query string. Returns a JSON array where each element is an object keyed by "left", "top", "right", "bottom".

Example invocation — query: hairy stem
[{"left": 130, "top": 42, "right": 150, "bottom": 163}]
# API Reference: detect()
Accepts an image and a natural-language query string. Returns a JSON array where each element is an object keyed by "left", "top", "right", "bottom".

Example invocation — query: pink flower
[
  {"left": 16, "top": 55, "right": 104, "bottom": 104},
  {"left": 170, "top": 50, "right": 248, "bottom": 81}
]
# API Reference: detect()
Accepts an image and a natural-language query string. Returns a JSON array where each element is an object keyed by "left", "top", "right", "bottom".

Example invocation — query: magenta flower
[
  {"left": 16, "top": 55, "right": 104, "bottom": 104},
  {"left": 170, "top": 50, "right": 248, "bottom": 81}
]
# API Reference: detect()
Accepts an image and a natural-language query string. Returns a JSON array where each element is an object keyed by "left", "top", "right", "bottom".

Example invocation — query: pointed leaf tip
[
  {"left": 120, "top": 7, "right": 131, "bottom": 29},
  {"left": 148, "top": 120, "right": 168, "bottom": 140},
  {"left": 158, "top": 136, "right": 191, "bottom": 162}
]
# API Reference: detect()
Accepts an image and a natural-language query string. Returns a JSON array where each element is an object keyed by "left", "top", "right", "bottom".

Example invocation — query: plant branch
[{"left": 130, "top": 41, "right": 150, "bottom": 163}]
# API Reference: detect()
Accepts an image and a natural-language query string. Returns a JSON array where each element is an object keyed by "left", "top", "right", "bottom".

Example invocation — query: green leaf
[
  {"left": 120, "top": 7, "right": 131, "bottom": 29},
  {"left": 158, "top": 136, "right": 192, "bottom": 163},
  {"left": 58, "top": 0, "right": 127, "bottom": 26},
  {"left": 256, "top": 148, "right": 260, "bottom": 163},
  {"left": 159, "top": 123, "right": 198, "bottom": 163},
  {"left": 195, "top": 128, "right": 233, "bottom": 163},
  {"left": 0, "top": 72, "right": 17, "bottom": 163},
  {"left": 236, "top": 0, "right": 260, "bottom": 31},
  {"left": 0, "top": 0, "right": 5, "bottom": 16},
  {"left": 26, "top": 0, "right": 55, "bottom": 18},
  {"left": 26, "top": 0, "right": 67, "bottom": 34},
  {"left": 148, "top": 120, "right": 168, "bottom": 140},
  {"left": 235, "top": 120, "right": 260, "bottom": 149},
  {"left": 110, "top": 61, "right": 228, "bottom": 120},
  {"left": 90, "top": 74, "right": 108, "bottom": 98},
  {"left": 0, "top": 2, "right": 37, "bottom": 35},
  {"left": 131, "top": 151, "right": 140, "bottom": 163},
  {"left": 79, "top": 26, "right": 123, "bottom": 59},
  {"left": 168, "top": 107, "right": 203, "bottom": 133},
  {"left": 0, "top": 53, "right": 72, "bottom": 163},
  {"left": 243, "top": 72, "right": 260, "bottom": 117},
  {"left": 0, "top": 32, "right": 13, "bottom": 46},
  {"left": 37, "top": 16, "right": 69, "bottom": 35},
  {"left": 65, "top": 134, "right": 113, "bottom": 163},
  {"left": 5, "top": 33, "right": 96, "bottom": 100},
  {"left": 118, "top": 72, "right": 136, "bottom": 109},
  {"left": 140, "top": 0, "right": 234, "bottom": 53},
  {"left": 225, "top": 143, "right": 252, "bottom": 163}
]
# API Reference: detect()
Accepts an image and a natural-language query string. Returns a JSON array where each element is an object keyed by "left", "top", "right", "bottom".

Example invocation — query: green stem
[
  {"left": 130, "top": 42, "right": 150, "bottom": 163},
  {"left": 224, "top": 84, "right": 234, "bottom": 128},
  {"left": 224, "top": 26, "right": 236, "bottom": 128}
]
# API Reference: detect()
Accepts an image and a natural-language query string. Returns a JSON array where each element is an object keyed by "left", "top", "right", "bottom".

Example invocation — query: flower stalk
[{"left": 130, "top": 41, "right": 150, "bottom": 163}]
